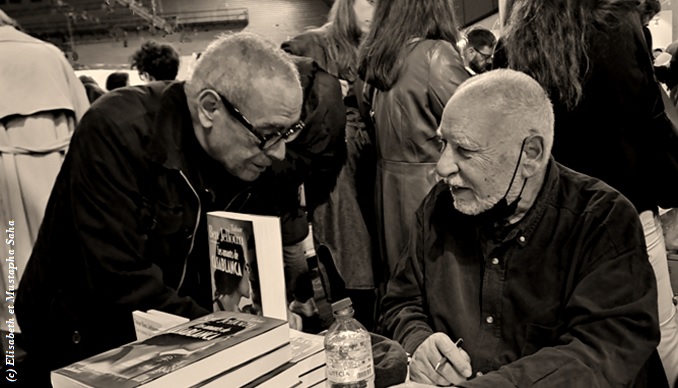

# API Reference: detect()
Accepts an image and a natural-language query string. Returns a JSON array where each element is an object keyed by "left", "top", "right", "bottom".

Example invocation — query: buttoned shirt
[{"left": 381, "top": 159, "right": 660, "bottom": 387}]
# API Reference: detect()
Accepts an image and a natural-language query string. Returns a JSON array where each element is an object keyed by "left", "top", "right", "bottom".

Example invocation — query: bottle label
[{"left": 326, "top": 351, "right": 374, "bottom": 383}]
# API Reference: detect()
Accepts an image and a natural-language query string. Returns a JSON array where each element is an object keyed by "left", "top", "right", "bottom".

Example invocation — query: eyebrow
[{"left": 448, "top": 134, "right": 480, "bottom": 149}]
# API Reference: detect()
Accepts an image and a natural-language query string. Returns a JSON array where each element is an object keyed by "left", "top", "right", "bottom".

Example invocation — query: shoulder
[
  {"left": 552, "top": 163, "right": 643, "bottom": 252},
  {"left": 75, "top": 82, "right": 172, "bottom": 146},
  {"left": 282, "top": 30, "right": 325, "bottom": 53},
  {"left": 282, "top": 31, "right": 329, "bottom": 62}
]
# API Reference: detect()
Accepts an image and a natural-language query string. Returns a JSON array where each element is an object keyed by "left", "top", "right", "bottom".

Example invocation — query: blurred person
[
  {"left": 382, "top": 69, "right": 666, "bottom": 387},
  {"left": 656, "top": 40, "right": 678, "bottom": 105},
  {"left": 131, "top": 40, "right": 181, "bottom": 81},
  {"left": 462, "top": 26, "right": 496, "bottom": 75},
  {"left": 358, "top": 0, "right": 469, "bottom": 294},
  {"left": 16, "top": 32, "right": 303, "bottom": 384},
  {"left": 78, "top": 75, "right": 106, "bottom": 103},
  {"left": 281, "top": 0, "right": 377, "bottom": 328},
  {"left": 496, "top": 0, "right": 678, "bottom": 383},
  {"left": 106, "top": 71, "right": 129, "bottom": 90},
  {"left": 0, "top": 9, "right": 89, "bottom": 336}
]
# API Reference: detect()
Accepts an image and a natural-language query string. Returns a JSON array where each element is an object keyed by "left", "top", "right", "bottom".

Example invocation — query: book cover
[
  {"left": 207, "top": 211, "right": 287, "bottom": 321},
  {"left": 52, "top": 311, "right": 289, "bottom": 388},
  {"left": 300, "top": 365, "right": 326, "bottom": 388},
  {"left": 240, "top": 361, "right": 302, "bottom": 388},
  {"left": 132, "top": 311, "right": 189, "bottom": 341},
  {"left": 192, "top": 343, "right": 292, "bottom": 388},
  {"left": 290, "top": 329, "right": 325, "bottom": 375}
]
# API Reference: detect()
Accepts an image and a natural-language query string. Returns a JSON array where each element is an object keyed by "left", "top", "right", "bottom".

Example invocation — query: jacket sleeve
[
  {"left": 380, "top": 205, "right": 434, "bottom": 355},
  {"left": 67, "top": 108, "right": 209, "bottom": 319},
  {"left": 427, "top": 41, "right": 470, "bottom": 122},
  {"left": 268, "top": 58, "right": 347, "bottom": 212}
]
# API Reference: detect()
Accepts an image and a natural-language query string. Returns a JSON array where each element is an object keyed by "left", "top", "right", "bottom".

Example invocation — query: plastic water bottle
[{"left": 324, "top": 298, "right": 375, "bottom": 388}]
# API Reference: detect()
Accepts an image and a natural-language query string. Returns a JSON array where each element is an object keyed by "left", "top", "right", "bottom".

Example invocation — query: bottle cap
[{"left": 331, "top": 297, "right": 352, "bottom": 313}]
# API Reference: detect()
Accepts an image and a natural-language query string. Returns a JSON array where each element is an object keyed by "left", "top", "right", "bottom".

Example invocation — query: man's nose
[
  {"left": 265, "top": 140, "right": 286, "bottom": 161},
  {"left": 436, "top": 148, "right": 459, "bottom": 178}
]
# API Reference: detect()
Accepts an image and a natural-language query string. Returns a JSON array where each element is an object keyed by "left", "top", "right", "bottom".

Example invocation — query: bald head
[
  {"left": 442, "top": 69, "right": 554, "bottom": 155},
  {"left": 437, "top": 69, "right": 555, "bottom": 218}
]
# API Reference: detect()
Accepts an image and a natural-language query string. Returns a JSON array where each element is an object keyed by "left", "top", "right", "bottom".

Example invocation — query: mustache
[{"left": 442, "top": 176, "right": 465, "bottom": 187}]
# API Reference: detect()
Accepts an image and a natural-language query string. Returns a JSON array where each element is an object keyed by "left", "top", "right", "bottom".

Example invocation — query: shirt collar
[{"left": 503, "top": 157, "right": 560, "bottom": 246}]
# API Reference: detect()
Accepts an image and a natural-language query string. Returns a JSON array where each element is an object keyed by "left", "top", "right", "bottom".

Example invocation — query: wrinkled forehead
[{"left": 440, "top": 96, "right": 494, "bottom": 137}]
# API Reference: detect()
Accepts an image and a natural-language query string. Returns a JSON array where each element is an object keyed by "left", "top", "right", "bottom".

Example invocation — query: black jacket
[{"left": 16, "top": 82, "right": 279, "bottom": 369}]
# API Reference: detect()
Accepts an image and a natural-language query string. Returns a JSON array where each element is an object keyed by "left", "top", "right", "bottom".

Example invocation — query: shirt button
[
  {"left": 476, "top": 371, "right": 484, "bottom": 377},
  {"left": 486, "top": 316, "right": 494, "bottom": 324},
  {"left": 519, "top": 236, "right": 526, "bottom": 243},
  {"left": 72, "top": 330, "right": 81, "bottom": 344},
  {"left": 491, "top": 258, "right": 499, "bottom": 265}
]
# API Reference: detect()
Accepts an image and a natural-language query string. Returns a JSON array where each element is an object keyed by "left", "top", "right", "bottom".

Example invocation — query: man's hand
[
  {"left": 287, "top": 308, "right": 303, "bottom": 331},
  {"left": 410, "top": 333, "right": 472, "bottom": 386}
]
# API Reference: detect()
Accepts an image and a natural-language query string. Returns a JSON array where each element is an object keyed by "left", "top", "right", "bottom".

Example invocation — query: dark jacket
[
  {"left": 494, "top": 13, "right": 671, "bottom": 213},
  {"left": 382, "top": 160, "right": 664, "bottom": 387},
  {"left": 282, "top": 30, "right": 378, "bottom": 290},
  {"left": 267, "top": 55, "right": 347, "bottom": 244},
  {"left": 16, "top": 82, "right": 274, "bottom": 369},
  {"left": 369, "top": 39, "right": 469, "bottom": 279}
]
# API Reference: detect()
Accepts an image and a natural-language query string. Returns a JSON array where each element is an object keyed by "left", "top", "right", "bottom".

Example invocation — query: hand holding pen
[
  {"left": 409, "top": 333, "right": 472, "bottom": 386},
  {"left": 434, "top": 338, "right": 464, "bottom": 371}
]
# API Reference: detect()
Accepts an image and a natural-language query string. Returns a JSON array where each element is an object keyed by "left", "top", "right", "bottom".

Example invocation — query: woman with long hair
[
  {"left": 358, "top": 0, "right": 469, "bottom": 289},
  {"left": 281, "top": 0, "right": 378, "bottom": 329},
  {"left": 497, "top": 0, "right": 678, "bottom": 384}
]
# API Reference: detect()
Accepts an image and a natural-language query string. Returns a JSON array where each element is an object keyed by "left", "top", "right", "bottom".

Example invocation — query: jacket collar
[{"left": 145, "top": 81, "right": 195, "bottom": 172}]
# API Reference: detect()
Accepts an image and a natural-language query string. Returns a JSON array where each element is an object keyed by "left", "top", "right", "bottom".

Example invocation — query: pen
[{"left": 434, "top": 338, "right": 464, "bottom": 372}]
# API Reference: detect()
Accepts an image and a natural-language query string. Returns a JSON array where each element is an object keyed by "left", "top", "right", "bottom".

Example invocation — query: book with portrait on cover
[
  {"left": 206, "top": 211, "right": 287, "bottom": 322},
  {"left": 51, "top": 311, "right": 289, "bottom": 388}
]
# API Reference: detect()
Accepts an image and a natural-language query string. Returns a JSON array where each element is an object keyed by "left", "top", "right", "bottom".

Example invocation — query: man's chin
[{"left": 452, "top": 197, "right": 488, "bottom": 216}]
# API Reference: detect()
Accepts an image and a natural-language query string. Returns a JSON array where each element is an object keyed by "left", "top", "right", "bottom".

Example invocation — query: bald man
[
  {"left": 16, "top": 32, "right": 304, "bottom": 381},
  {"left": 380, "top": 69, "right": 665, "bottom": 387}
]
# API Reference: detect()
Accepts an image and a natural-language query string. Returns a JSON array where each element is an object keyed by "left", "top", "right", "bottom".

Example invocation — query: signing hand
[
  {"left": 287, "top": 308, "right": 303, "bottom": 331},
  {"left": 410, "top": 333, "right": 472, "bottom": 386}
]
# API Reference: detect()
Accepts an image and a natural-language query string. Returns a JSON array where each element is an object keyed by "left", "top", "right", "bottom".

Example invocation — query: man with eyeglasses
[
  {"left": 16, "top": 32, "right": 306, "bottom": 384},
  {"left": 461, "top": 27, "right": 496, "bottom": 75}
]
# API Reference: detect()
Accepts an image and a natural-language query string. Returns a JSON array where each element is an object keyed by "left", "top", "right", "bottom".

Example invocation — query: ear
[
  {"left": 465, "top": 47, "right": 475, "bottom": 58},
  {"left": 521, "top": 134, "right": 546, "bottom": 178},
  {"left": 197, "top": 90, "right": 220, "bottom": 129}
]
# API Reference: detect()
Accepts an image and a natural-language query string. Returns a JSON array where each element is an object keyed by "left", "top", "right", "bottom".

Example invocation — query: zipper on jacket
[{"left": 176, "top": 170, "right": 201, "bottom": 292}]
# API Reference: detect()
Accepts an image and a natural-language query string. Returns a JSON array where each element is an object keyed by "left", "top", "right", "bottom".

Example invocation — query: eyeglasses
[
  {"left": 214, "top": 90, "right": 305, "bottom": 150},
  {"left": 473, "top": 47, "right": 493, "bottom": 62}
]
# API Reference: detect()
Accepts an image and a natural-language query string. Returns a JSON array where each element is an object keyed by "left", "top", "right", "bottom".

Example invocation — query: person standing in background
[
  {"left": 496, "top": 0, "right": 678, "bottom": 384},
  {"left": 131, "top": 40, "right": 181, "bottom": 82},
  {"left": 461, "top": 26, "right": 496, "bottom": 75},
  {"left": 281, "top": 0, "right": 378, "bottom": 329},
  {"left": 358, "top": 0, "right": 469, "bottom": 298},
  {"left": 78, "top": 75, "right": 106, "bottom": 103},
  {"left": 105, "top": 71, "right": 129, "bottom": 91},
  {"left": 0, "top": 8, "right": 89, "bottom": 337}
]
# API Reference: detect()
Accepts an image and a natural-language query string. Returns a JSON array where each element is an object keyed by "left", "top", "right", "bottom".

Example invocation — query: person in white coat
[{"left": 0, "top": 9, "right": 89, "bottom": 333}]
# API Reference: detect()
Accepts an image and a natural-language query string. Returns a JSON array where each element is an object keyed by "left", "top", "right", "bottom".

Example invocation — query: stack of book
[
  {"left": 52, "top": 211, "right": 322, "bottom": 387},
  {"left": 290, "top": 329, "right": 327, "bottom": 387},
  {"left": 51, "top": 311, "right": 295, "bottom": 388}
]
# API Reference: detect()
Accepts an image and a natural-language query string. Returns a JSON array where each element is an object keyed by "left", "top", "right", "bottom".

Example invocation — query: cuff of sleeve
[
  {"left": 402, "top": 329, "right": 434, "bottom": 355},
  {"left": 456, "top": 372, "right": 511, "bottom": 388}
]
